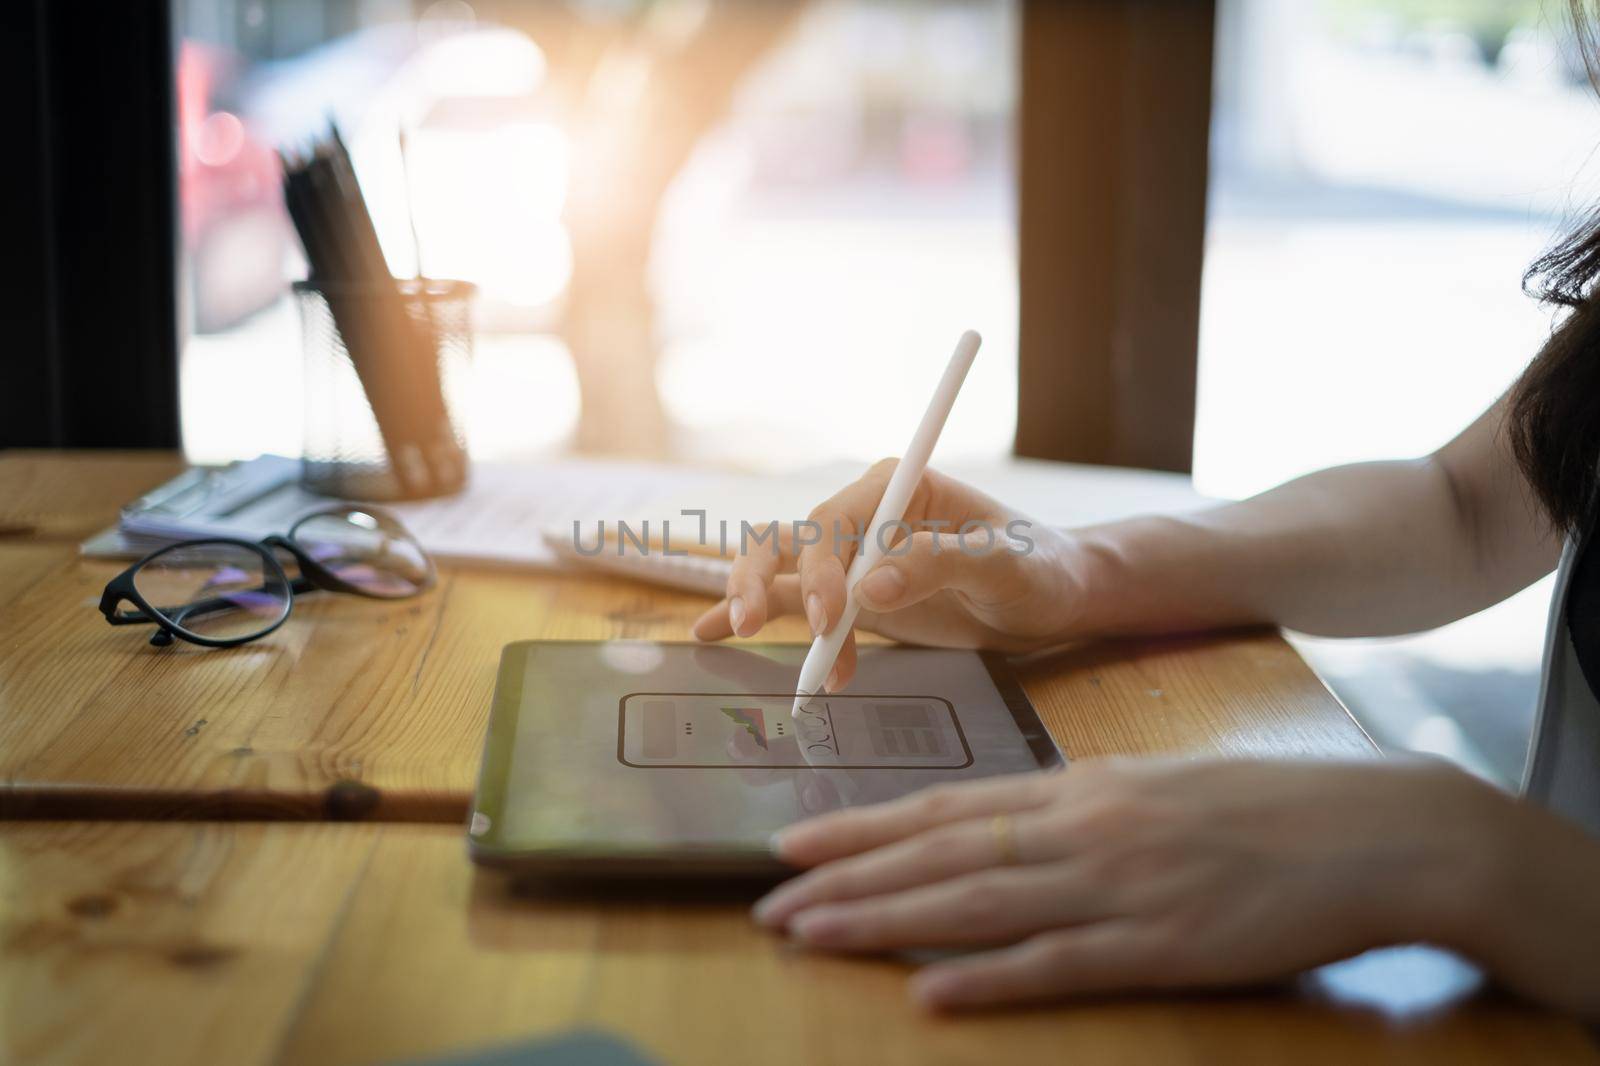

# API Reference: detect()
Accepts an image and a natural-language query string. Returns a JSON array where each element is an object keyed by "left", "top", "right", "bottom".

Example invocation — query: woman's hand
[
  {"left": 691, "top": 461, "right": 1087, "bottom": 688},
  {"left": 751, "top": 757, "right": 1600, "bottom": 1015}
]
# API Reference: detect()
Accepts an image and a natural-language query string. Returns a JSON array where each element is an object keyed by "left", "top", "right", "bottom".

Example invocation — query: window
[
  {"left": 1201, "top": 0, "right": 1592, "bottom": 499},
  {"left": 1204, "top": 0, "right": 1591, "bottom": 779},
  {"left": 174, "top": 0, "right": 1017, "bottom": 470}
]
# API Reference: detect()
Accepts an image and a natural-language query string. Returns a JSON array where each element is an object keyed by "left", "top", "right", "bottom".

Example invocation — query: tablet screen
[{"left": 469, "top": 641, "right": 1061, "bottom": 872}]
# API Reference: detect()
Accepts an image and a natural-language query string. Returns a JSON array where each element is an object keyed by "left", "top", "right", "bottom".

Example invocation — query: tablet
[{"left": 468, "top": 640, "right": 1062, "bottom": 880}]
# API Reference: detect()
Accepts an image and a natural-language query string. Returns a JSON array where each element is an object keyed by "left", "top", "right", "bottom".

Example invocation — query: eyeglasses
[{"left": 98, "top": 505, "right": 434, "bottom": 648}]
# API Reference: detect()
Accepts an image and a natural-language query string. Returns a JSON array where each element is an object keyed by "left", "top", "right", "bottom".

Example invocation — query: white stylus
[{"left": 790, "top": 330, "right": 982, "bottom": 718}]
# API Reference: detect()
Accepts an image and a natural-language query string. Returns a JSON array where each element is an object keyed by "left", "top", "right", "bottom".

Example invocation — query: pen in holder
[{"left": 296, "top": 277, "right": 475, "bottom": 501}]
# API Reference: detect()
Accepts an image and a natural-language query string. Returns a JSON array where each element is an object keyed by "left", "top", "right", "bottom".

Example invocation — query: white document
[
  {"left": 83, "top": 454, "right": 1213, "bottom": 602},
  {"left": 86, "top": 454, "right": 729, "bottom": 574}
]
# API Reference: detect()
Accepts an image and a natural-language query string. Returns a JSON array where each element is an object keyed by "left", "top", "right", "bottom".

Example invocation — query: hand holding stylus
[
  {"left": 787, "top": 331, "right": 981, "bottom": 715},
  {"left": 692, "top": 335, "right": 1085, "bottom": 689}
]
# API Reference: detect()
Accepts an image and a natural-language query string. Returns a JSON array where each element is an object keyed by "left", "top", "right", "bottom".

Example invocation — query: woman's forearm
[
  {"left": 1072, "top": 459, "right": 1478, "bottom": 637},
  {"left": 1066, "top": 400, "right": 1560, "bottom": 640}
]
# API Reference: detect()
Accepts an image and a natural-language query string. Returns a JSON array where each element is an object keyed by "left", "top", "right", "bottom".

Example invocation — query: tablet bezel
[{"left": 467, "top": 640, "right": 1063, "bottom": 880}]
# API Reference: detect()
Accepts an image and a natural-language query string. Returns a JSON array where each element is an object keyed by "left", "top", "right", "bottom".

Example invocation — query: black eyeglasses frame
[{"left": 97, "top": 506, "right": 434, "bottom": 648}]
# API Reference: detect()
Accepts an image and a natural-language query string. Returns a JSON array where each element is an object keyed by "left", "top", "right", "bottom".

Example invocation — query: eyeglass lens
[
  {"left": 131, "top": 542, "right": 292, "bottom": 642},
  {"left": 291, "top": 508, "right": 432, "bottom": 598}
]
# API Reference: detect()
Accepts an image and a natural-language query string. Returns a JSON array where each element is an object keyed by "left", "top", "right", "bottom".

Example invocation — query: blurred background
[
  {"left": 171, "top": 0, "right": 1600, "bottom": 785},
  {"left": 174, "top": 0, "right": 1016, "bottom": 468}
]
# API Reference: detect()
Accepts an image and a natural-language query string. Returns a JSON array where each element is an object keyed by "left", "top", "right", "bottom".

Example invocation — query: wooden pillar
[{"left": 1015, "top": 0, "right": 1215, "bottom": 473}]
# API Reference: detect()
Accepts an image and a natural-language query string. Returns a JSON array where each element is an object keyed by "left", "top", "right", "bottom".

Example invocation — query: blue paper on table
[{"left": 389, "top": 1030, "right": 662, "bottom": 1066}]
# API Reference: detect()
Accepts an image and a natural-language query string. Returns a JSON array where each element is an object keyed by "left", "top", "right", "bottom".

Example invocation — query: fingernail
[
  {"left": 729, "top": 596, "right": 747, "bottom": 635},
  {"left": 751, "top": 893, "right": 783, "bottom": 926},
  {"left": 790, "top": 908, "right": 846, "bottom": 944},
  {"left": 858, "top": 566, "right": 906, "bottom": 607},
  {"left": 805, "top": 593, "right": 826, "bottom": 636},
  {"left": 909, "top": 971, "right": 959, "bottom": 1011},
  {"left": 753, "top": 886, "right": 803, "bottom": 928}
]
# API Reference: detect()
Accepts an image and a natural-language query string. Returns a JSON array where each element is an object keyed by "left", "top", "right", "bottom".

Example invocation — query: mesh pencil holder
[{"left": 294, "top": 278, "right": 475, "bottom": 502}]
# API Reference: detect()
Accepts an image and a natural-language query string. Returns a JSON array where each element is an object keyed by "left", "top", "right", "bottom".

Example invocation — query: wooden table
[{"left": 1, "top": 451, "right": 1595, "bottom": 1066}]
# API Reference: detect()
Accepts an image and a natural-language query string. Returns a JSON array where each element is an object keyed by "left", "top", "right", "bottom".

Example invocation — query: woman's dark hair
[{"left": 1511, "top": 1, "right": 1600, "bottom": 535}]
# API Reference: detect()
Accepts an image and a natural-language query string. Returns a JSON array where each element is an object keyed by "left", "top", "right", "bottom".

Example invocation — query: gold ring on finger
[{"left": 990, "top": 812, "right": 1021, "bottom": 866}]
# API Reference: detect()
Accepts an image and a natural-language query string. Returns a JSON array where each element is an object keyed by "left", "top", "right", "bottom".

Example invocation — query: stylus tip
[{"left": 790, "top": 691, "right": 814, "bottom": 718}]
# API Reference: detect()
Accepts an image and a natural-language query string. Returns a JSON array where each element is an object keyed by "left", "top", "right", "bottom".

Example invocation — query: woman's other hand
[{"left": 750, "top": 757, "right": 1600, "bottom": 1016}]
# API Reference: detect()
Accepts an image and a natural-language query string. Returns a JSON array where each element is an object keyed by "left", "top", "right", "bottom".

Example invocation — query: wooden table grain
[
  {"left": 5, "top": 820, "right": 1596, "bottom": 1066},
  {"left": 0, "top": 451, "right": 181, "bottom": 618},
  {"left": 0, "top": 450, "right": 183, "bottom": 541},
  {"left": 0, "top": 553, "right": 1372, "bottom": 819},
  {"left": 0, "top": 543, "right": 76, "bottom": 612},
  {"left": 4, "top": 451, "right": 1593, "bottom": 1065},
  {"left": 0, "top": 450, "right": 1370, "bottom": 819}
]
